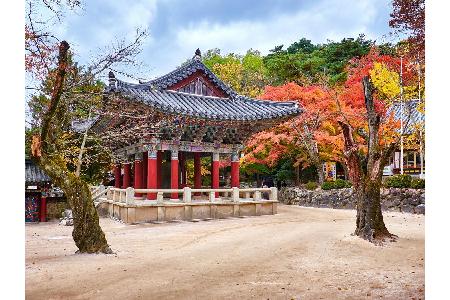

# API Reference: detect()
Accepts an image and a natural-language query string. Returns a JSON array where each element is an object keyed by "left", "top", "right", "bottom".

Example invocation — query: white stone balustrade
[{"left": 98, "top": 186, "right": 277, "bottom": 205}]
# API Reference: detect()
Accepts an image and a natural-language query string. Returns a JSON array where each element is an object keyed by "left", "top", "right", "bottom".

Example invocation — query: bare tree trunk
[
  {"left": 338, "top": 76, "right": 396, "bottom": 244},
  {"left": 292, "top": 121, "right": 325, "bottom": 185},
  {"left": 32, "top": 41, "right": 111, "bottom": 254},
  {"left": 304, "top": 133, "right": 324, "bottom": 185},
  {"left": 75, "top": 108, "right": 91, "bottom": 177},
  {"left": 314, "top": 160, "right": 325, "bottom": 185},
  {"left": 342, "top": 163, "right": 349, "bottom": 180},
  {"left": 354, "top": 176, "right": 391, "bottom": 242},
  {"left": 39, "top": 155, "right": 112, "bottom": 253}
]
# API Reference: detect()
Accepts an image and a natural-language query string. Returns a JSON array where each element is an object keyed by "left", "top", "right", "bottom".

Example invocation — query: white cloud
[
  {"left": 60, "top": 0, "right": 158, "bottom": 62},
  {"left": 173, "top": 0, "right": 382, "bottom": 57},
  {"left": 35, "top": 0, "right": 393, "bottom": 80}
]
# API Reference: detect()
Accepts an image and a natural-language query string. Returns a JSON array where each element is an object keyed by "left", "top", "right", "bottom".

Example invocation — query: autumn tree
[
  {"left": 243, "top": 83, "right": 342, "bottom": 185},
  {"left": 26, "top": 0, "right": 147, "bottom": 253},
  {"left": 202, "top": 48, "right": 268, "bottom": 97},
  {"left": 389, "top": 0, "right": 425, "bottom": 59},
  {"left": 26, "top": 53, "right": 114, "bottom": 184},
  {"left": 336, "top": 49, "right": 418, "bottom": 243}
]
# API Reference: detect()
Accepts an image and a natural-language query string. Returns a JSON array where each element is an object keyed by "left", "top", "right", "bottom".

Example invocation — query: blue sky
[{"left": 50, "top": 0, "right": 397, "bottom": 82}]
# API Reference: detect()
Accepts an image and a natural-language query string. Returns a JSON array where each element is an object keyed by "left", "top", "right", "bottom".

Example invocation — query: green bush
[
  {"left": 321, "top": 181, "right": 335, "bottom": 190},
  {"left": 411, "top": 178, "right": 425, "bottom": 189},
  {"left": 384, "top": 174, "right": 412, "bottom": 188},
  {"left": 305, "top": 181, "right": 318, "bottom": 190},
  {"left": 321, "top": 179, "right": 352, "bottom": 190},
  {"left": 334, "top": 179, "right": 352, "bottom": 189}
]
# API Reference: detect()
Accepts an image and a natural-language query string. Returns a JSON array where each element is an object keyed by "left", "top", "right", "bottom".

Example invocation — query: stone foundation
[
  {"left": 96, "top": 200, "right": 278, "bottom": 224},
  {"left": 279, "top": 187, "right": 425, "bottom": 214}
]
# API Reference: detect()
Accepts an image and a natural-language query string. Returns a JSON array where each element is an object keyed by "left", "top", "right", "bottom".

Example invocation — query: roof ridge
[
  {"left": 137, "top": 51, "right": 238, "bottom": 97},
  {"left": 164, "top": 89, "right": 231, "bottom": 100}
]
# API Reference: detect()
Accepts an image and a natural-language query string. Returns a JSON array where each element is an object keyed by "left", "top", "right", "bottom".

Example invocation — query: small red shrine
[{"left": 93, "top": 49, "right": 301, "bottom": 200}]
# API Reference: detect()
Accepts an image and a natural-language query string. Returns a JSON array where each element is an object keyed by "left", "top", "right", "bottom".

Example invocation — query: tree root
[
  {"left": 75, "top": 245, "right": 114, "bottom": 254},
  {"left": 355, "top": 228, "right": 398, "bottom": 246}
]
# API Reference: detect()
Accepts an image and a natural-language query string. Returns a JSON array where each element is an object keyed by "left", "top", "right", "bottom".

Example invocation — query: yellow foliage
[
  {"left": 369, "top": 62, "right": 400, "bottom": 102},
  {"left": 321, "top": 120, "right": 337, "bottom": 135}
]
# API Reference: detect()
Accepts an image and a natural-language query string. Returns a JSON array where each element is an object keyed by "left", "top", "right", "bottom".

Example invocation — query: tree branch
[{"left": 40, "top": 41, "right": 70, "bottom": 153}]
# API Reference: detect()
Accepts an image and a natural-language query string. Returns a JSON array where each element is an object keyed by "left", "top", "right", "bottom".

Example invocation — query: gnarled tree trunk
[
  {"left": 31, "top": 41, "right": 111, "bottom": 254},
  {"left": 353, "top": 177, "right": 391, "bottom": 242},
  {"left": 313, "top": 159, "right": 325, "bottom": 185},
  {"left": 339, "top": 76, "right": 397, "bottom": 244}
]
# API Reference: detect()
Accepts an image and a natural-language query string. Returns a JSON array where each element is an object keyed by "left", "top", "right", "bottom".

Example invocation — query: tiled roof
[
  {"left": 25, "top": 159, "right": 51, "bottom": 183},
  {"left": 71, "top": 117, "right": 98, "bottom": 133},
  {"left": 140, "top": 55, "right": 237, "bottom": 98},
  {"left": 106, "top": 79, "right": 302, "bottom": 121},
  {"left": 389, "top": 99, "right": 424, "bottom": 126}
]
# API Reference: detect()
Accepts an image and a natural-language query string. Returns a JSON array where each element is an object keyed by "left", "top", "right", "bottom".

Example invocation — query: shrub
[
  {"left": 333, "top": 179, "right": 352, "bottom": 189},
  {"left": 320, "top": 179, "right": 352, "bottom": 190},
  {"left": 321, "top": 181, "right": 335, "bottom": 190},
  {"left": 384, "top": 174, "right": 412, "bottom": 188},
  {"left": 305, "top": 181, "right": 318, "bottom": 190},
  {"left": 411, "top": 178, "right": 425, "bottom": 189}
]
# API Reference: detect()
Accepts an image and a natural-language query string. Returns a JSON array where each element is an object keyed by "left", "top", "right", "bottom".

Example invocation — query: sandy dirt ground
[{"left": 25, "top": 205, "right": 424, "bottom": 300}]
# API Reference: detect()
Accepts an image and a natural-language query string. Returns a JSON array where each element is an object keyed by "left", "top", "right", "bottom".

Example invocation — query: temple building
[
  {"left": 93, "top": 49, "right": 301, "bottom": 201},
  {"left": 25, "top": 159, "right": 64, "bottom": 222},
  {"left": 384, "top": 100, "right": 425, "bottom": 177}
]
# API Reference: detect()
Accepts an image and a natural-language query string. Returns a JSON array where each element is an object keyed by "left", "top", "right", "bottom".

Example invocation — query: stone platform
[
  {"left": 96, "top": 199, "right": 278, "bottom": 224},
  {"left": 92, "top": 186, "right": 279, "bottom": 224}
]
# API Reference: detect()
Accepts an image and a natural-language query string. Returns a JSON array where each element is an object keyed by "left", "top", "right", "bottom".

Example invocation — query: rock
[
  {"left": 380, "top": 188, "right": 390, "bottom": 197},
  {"left": 420, "top": 193, "right": 425, "bottom": 204},
  {"left": 400, "top": 205, "right": 415, "bottom": 214},
  {"left": 408, "top": 197, "right": 421, "bottom": 206},
  {"left": 59, "top": 209, "right": 74, "bottom": 226},
  {"left": 63, "top": 209, "right": 73, "bottom": 219},
  {"left": 415, "top": 204, "right": 425, "bottom": 214}
]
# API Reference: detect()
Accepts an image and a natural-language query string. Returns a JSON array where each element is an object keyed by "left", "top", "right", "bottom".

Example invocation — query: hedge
[
  {"left": 384, "top": 174, "right": 425, "bottom": 189},
  {"left": 321, "top": 179, "right": 352, "bottom": 190}
]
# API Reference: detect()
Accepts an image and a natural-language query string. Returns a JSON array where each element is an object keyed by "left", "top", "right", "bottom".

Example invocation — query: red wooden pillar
[
  {"left": 231, "top": 151, "right": 240, "bottom": 188},
  {"left": 147, "top": 150, "right": 158, "bottom": 200},
  {"left": 114, "top": 163, "right": 121, "bottom": 188},
  {"left": 39, "top": 196, "right": 47, "bottom": 222},
  {"left": 157, "top": 151, "right": 163, "bottom": 189},
  {"left": 134, "top": 153, "right": 143, "bottom": 196},
  {"left": 142, "top": 152, "right": 148, "bottom": 190},
  {"left": 212, "top": 152, "right": 220, "bottom": 197},
  {"left": 122, "top": 162, "right": 131, "bottom": 188},
  {"left": 194, "top": 152, "right": 201, "bottom": 196},
  {"left": 171, "top": 150, "right": 179, "bottom": 200}
]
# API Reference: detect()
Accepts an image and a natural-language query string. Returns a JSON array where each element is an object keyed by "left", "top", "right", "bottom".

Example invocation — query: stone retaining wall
[{"left": 279, "top": 187, "right": 425, "bottom": 214}]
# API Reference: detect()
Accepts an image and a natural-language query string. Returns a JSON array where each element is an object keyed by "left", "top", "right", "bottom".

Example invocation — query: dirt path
[{"left": 25, "top": 205, "right": 424, "bottom": 299}]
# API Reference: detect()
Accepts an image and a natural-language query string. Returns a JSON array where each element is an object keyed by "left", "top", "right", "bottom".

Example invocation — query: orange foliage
[
  {"left": 338, "top": 48, "right": 415, "bottom": 147},
  {"left": 243, "top": 83, "right": 342, "bottom": 168},
  {"left": 243, "top": 48, "right": 418, "bottom": 171}
]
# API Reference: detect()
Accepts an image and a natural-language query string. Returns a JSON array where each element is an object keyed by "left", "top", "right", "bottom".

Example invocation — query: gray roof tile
[
  {"left": 25, "top": 159, "right": 51, "bottom": 183},
  {"left": 106, "top": 81, "right": 301, "bottom": 121},
  {"left": 389, "top": 100, "right": 424, "bottom": 124}
]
